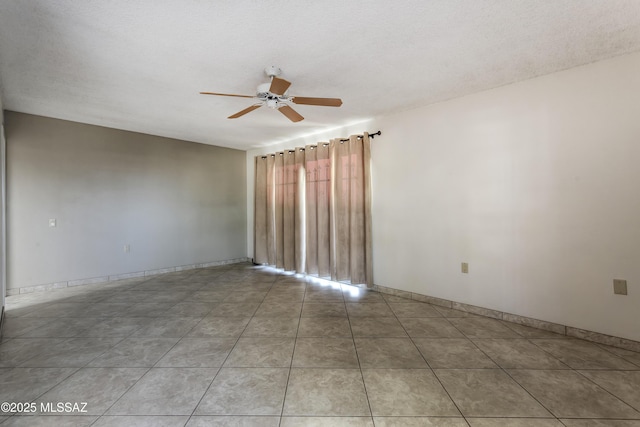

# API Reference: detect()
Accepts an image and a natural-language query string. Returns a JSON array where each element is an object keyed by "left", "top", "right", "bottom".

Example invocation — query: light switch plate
[
  {"left": 613, "top": 279, "right": 628, "bottom": 295},
  {"left": 461, "top": 262, "right": 469, "bottom": 274}
]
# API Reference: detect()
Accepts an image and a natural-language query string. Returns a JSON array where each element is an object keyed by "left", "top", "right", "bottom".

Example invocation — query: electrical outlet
[
  {"left": 461, "top": 262, "right": 469, "bottom": 274},
  {"left": 613, "top": 279, "right": 627, "bottom": 295},
  {"left": 124, "top": 244, "right": 130, "bottom": 253},
  {"left": 48, "top": 218, "right": 56, "bottom": 227}
]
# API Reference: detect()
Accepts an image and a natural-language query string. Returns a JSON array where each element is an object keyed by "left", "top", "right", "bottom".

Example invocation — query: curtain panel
[{"left": 254, "top": 132, "right": 373, "bottom": 287}]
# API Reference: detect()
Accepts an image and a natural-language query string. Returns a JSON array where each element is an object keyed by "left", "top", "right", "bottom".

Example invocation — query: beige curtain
[
  {"left": 329, "top": 134, "right": 373, "bottom": 284},
  {"left": 254, "top": 133, "right": 373, "bottom": 287},
  {"left": 294, "top": 148, "right": 306, "bottom": 273},
  {"left": 305, "top": 143, "right": 331, "bottom": 277},
  {"left": 254, "top": 154, "right": 274, "bottom": 264}
]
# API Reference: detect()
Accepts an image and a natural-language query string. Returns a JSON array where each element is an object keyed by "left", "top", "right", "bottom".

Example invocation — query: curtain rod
[
  {"left": 260, "top": 131, "right": 381, "bottom": 158},
  {"left": 339, "top": 130, "right": 381, "bottom": 142}
]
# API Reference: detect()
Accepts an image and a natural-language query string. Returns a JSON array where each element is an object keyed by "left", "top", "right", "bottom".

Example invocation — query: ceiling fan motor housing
[
  {"left": 256, "top": 82, "right": 272, "bottom": 97},
  {"left": 257, "top": 82, "right": 290, "bottom": 109}
]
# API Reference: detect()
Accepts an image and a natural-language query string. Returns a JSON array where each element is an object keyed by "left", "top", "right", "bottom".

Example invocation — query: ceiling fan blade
[
  {"left": 228, "top": 104, "right": 262, "bottom": 119},
  {"left": 292, "top": 97, "right": 343, "bottom": 107},
  {"left": 278, "top": 105, "right": 304, "bottom": 122},
  {"left": 200, "top": 92, "right": 255, "bottom": 98},
  {"left": 269, "top": 77, "right": 291, "bottom": 96}
]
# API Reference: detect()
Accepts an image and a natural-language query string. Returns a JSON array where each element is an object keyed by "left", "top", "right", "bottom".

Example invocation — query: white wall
[
  {"left": 247, "top": 51, "right": 640, "bottom": 342},
  {"left": 7, "top": 112, "right": 247, "bottom": 292}
]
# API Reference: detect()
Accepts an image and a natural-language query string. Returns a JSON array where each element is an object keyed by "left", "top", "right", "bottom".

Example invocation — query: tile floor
[{"left": 1, "top": 263, "right": 640, "bottom": 426}]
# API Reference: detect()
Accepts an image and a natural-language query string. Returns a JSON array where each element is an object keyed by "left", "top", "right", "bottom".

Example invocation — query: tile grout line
[
  {"left": 90, "top": 272, "right": 204, "bottom": 423},
  {"left": 389, "top": 299, "right": 470, "bottom": 424},
  {"left": 278, "top": 275, "right": 307, "bottom": 425},
  {"left": 593, "top": 343, "right": 640, "bottom": 369},
  {"left": 0, "top": 365, "right": 81, "bottom": 420},
  {"left": 571, "top": 368, "right": 640, "bottom": 417},
  {"left": 95, "top": 269, "right": 241, "bottom": 424},
  {"left": 454, "top": 321, "right": 564, "bottom": 422},
  {"left": 185, "top": 272, "right": 272, "bottom": 422},
  {"left": 346, "top": 289, "right": 375, "bottom": 422},
  {"left": 91, "top": 365, "right": 153, "bottom": 420}
]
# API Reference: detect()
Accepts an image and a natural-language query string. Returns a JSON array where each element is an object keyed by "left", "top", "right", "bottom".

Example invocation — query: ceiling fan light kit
[{"left": 200, "top": 66, "right": 343, "bottom": 122}]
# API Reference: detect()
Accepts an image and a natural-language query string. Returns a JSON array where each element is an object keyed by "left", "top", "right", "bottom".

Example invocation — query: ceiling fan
[{"left": 200, "top": 66, "right": 342, "bottom": 122}]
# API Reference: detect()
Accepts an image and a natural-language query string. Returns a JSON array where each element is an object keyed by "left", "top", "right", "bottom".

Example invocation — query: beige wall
[
  {"left": 6, "top": 112, "right": 247, "bottom": 291},
  {"left": 247, "top": 51, "right": 640, "bottom": 341}
]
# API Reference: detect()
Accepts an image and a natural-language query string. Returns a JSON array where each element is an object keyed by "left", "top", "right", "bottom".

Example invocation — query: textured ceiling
[{"left": 1, "top": 1, "right": 640, "bottom": 150}]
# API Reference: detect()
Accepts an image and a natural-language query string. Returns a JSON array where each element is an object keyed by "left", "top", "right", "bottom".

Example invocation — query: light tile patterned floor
[{"left": 1, "top": 263, "right": 640, "bottom": 426}]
